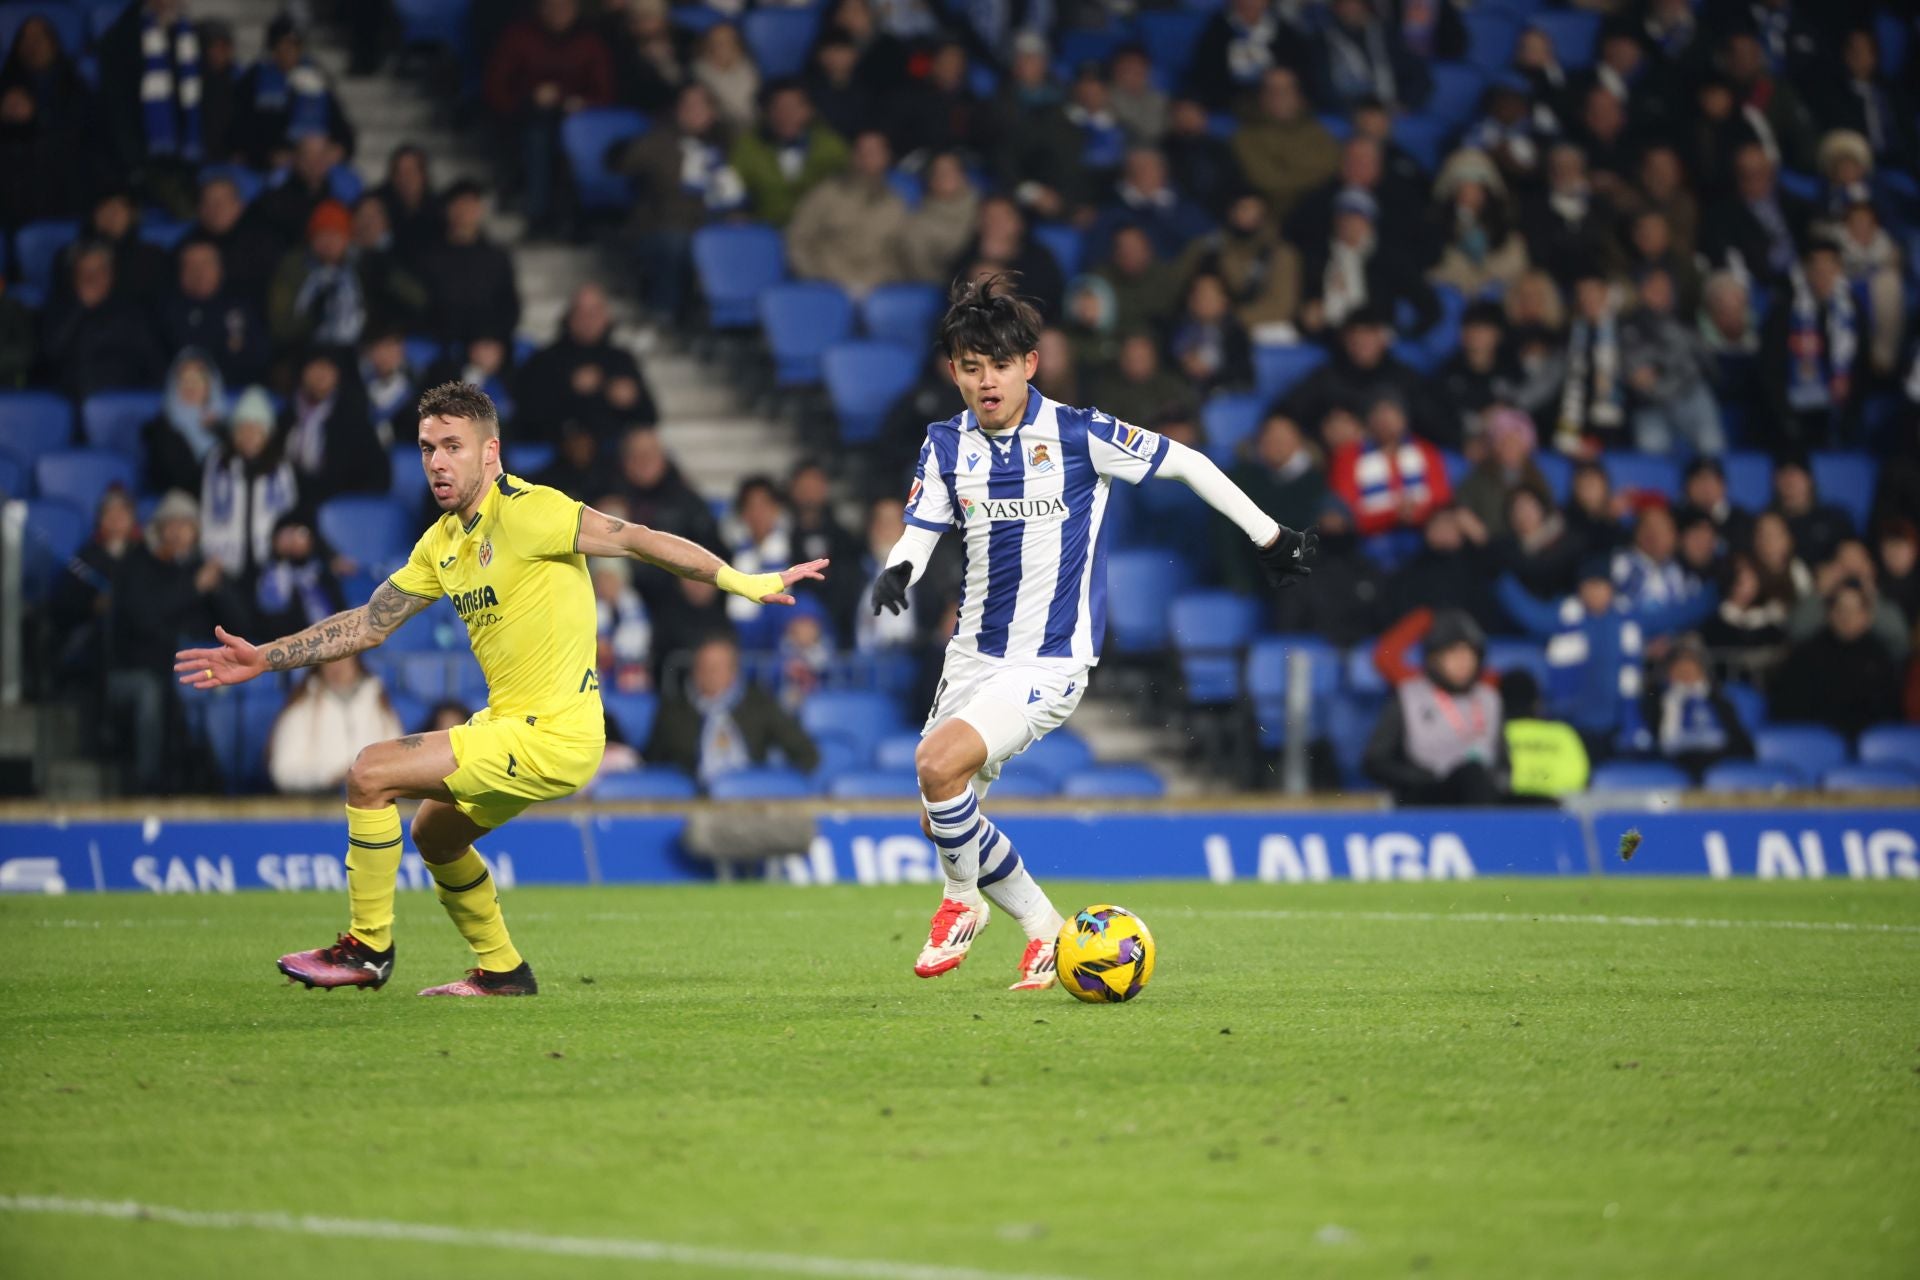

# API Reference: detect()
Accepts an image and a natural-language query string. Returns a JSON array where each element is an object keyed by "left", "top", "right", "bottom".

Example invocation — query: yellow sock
[
  {"left": 345, "top": 804, "right": 404, "bottom": 952},
  {"left": 428, "top": 849, "right": 524, "bottom": 973}
]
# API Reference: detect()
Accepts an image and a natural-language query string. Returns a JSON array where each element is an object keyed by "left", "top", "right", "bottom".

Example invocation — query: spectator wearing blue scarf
[
  {"left": 233, "top": 15, "right": 351, "bottom": 167},
  {"left": 1498, "top": 554, "right": 1715, "bottom": 758}
]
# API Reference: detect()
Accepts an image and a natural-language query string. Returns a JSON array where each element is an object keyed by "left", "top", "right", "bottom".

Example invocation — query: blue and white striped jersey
[{"left": 902, "top": 387, "right": 1168, "bottom": 665}]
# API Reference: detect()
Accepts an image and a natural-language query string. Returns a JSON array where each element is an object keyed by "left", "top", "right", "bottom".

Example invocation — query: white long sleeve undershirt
[
  {"left": 881, "top": 438, "right": 1281, "bottom": 586},
  {"left": 1155, "top": 438, "right": 1282, "bottom": 546}
]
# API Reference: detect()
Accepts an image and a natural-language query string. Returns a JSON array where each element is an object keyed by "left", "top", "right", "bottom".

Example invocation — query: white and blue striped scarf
[{"left": 141, "top": 13, "right": 202, "bottom": 161}]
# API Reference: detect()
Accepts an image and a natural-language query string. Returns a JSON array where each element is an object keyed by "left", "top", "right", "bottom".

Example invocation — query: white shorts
[{"left": 922, "top": 647, "right": 1089, "bottom": 785}]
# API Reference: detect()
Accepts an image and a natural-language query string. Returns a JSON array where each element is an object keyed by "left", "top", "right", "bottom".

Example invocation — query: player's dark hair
[
  {"left": 417, "top": 382, "right": 500, "bottom": 439},
  {"left": 938, "top": 273, "right": 1042, "bottom": 361}
]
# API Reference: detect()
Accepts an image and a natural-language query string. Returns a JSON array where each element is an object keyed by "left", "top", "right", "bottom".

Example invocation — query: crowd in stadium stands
[{"left": 2, "top": 0, "right": 1918, "bottom": 799}]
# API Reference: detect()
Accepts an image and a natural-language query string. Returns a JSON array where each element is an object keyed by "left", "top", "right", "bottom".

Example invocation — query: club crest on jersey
[
  {"left": 1027, "top": 443, "right": 1055, "bottom": 473},
  {"left": 907, "top": 478, "right": 922, "bottom": 506},
  {"left": 477, "top": 538, "right": 493, "bottom": 568}
]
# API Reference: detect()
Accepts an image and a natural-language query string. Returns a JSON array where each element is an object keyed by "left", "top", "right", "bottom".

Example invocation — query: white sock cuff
[{"left": 921, "top": 789, "right": 979, "bottom": 831}]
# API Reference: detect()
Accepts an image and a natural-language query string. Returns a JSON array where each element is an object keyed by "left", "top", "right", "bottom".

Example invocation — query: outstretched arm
[
  {"left": 174, "top": 580, "right": 433, "bottom": 689},
  {"left": 575, "top": 506, "right": 826, "bottom": 604},
  {"left": 1155, "top": 439, "right": 1317, "bottom": 587}
]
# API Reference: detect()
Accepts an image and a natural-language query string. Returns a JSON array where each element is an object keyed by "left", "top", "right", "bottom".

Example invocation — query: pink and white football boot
[
  {"left": 913, "top": 897, "right": 989, "bottom": 977},
  {"left": 1008, "top": 939, "right": 1058, "bottom": 991}
]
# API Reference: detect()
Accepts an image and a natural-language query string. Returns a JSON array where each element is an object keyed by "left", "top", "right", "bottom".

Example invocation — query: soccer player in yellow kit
[{"left": 175, "top": 383, "right": 827, "bottom": 996}]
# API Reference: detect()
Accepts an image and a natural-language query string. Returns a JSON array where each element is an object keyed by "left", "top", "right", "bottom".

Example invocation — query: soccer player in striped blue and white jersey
[{"left": 870, "top": 275, "right": 1320, "bottom": 990}]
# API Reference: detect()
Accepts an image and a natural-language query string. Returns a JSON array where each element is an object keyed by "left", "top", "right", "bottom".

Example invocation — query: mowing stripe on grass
[
  {"left": 0, "top": 1195, "right": 1072, "bottom": 1280},
  {"left": 1201, "top": 909, "right": 1920, "bottom": 935}
]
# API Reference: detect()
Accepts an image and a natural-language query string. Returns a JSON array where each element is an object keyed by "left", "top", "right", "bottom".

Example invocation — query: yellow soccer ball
[{"left": 1056, "top": 905, "right": 1155, "bottom": 1003}]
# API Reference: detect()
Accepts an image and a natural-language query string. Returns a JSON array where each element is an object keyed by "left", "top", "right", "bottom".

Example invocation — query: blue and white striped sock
[
  {"left": 922, "top": 788, "right": 983, "bottom": 901},
  {"left": 978, "top": 819, "right": 1066, "bottom": 942}
]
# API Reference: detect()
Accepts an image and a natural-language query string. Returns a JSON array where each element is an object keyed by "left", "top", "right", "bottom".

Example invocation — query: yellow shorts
[{"left": 444, "top": 708, "right": 604, "bottom": 829}]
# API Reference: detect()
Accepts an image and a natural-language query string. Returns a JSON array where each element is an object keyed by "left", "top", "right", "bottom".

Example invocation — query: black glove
[
  {"left": 871, "top": 562, "right": 912, "bottom": 615},
  {"left": 1257, "top": 526, "right": 1319, "bottom": 589}
]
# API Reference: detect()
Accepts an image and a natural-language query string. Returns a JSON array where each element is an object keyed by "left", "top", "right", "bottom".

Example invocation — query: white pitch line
[
  {"left": 1198, "top": 909, "right": 1920, "bottom": 935},
  {"left": 0, "top": 1195, "right": 1073, "bottom": 1280}
]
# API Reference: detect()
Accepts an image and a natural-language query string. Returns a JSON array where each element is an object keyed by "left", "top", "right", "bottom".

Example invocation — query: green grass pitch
[{"left": 1, "top": 879, "right": 1915, "bottom": 1279}]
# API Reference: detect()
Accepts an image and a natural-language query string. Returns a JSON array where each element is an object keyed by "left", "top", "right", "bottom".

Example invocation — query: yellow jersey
[{"left": 387, "top": 473, "right": 604, "bottom": 738}]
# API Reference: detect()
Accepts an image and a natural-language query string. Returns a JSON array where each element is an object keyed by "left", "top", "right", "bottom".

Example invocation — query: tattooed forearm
[
  {"left": 397, "top": 734, "right": 424, "bottom": 749},
  {"left": 262, "top": 608, "right": 370, "bottom": 671},
  {"left": 260, "top": 583, "right": 432, "bottom": 671},
  {"left": 366, "top": 579, "right": 432, "bottom": 638}
]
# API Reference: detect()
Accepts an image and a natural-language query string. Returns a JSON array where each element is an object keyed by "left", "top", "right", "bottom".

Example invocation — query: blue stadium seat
[
  {"left": 1170, "top": 590, "right": 1259, "bottom": 704},
  {"left": 389, "top": 442, "right": 428, "bottom": 509},
  {"left": 0, "top": 6, "right": 85, "bottom": 63},
  {"left": 1253, "top": 344, "right": 1327, "bottom": 401},
  {"left": 884, "top": 169, "right": 922, "bottom": 208},
  {"left": 1532, "top": 450, "right": 1571, "bottom": 504},
  {"left": 1104, "top": 549, "right": 1182, "bottom": 653},
  {"left": 1722, "top": 450, "right": 1773, "bottom": 512},
  {"left": 822, "top": 341, "right": 918, "bottom": 443},
  {"left": 1060, "top": 765, "right": 1165, "bottom": 798},
  {"left": 1462, "top": 11, "right": 1520, "bottom": 70},
  {"left": 1754, "top": 725, "right": 1849, "bottom": 780},
  {"left": 385, "top": 691, "right": 428, "bottom": 735},
  {"left": 1857, "top": 726, "right": 1920, "bottom": 771},
  {"left": 1136, "top": 9, "right": 1208, "bottom": 82},
  {"left": 800, "top": 690, "right": 905, "bottom": 759},
  {"left": 1019, "top": 728, "right": 1095, "bottom": 779},
  {"left": 1602, "top": 453, "right": 1680, "bottom": 502},
  {"left": 392, "top": 0, "right": 471, "bottom": 52},
  {"left": 33, "top": 449, "right": 134, "bottom": 511},
  {"left": 1030, "top": 223, "right": 1084, "bottom": 276},
  {"left": 809, "top": 732, "right": 868, "bottom": 782},
  {"left": 1201, "top": 392, "right": 1264, "bottom": 465},
  {"left": 1437, "top": 448, "right": 1469, "bottom": 489},
  {"left": 392, "top": 652, "right": 457, "bottom": 701},
  {"left": 138, "top": 215, "right": 191, "bottom": 250},
  {"left": 1326, "top": 690, "right": 1383, "bottom": 786},
  {"left": 81, "top": 390, "right": 163, "bottom": 457},
  {"left": 1702, "top": 761, "right": 1805, "bottom": 792},
  {"left": 451, "top": 655, "right": 489, "bottom": 706},
  {"left": 742, "top": 7, "right": 818, "bottom": 78},
  {"left": 601, "top": 690, "right": 658, "bottom": 750},
  {"left": 317, "top": 496, "right": 409, "bottom": 570},
  {"left": 1528, "top": 10, "right": 1601, "bottom": 69},
  {"left": 827, "top": 769, "right": 922, "bottom": 799},
  {"left": 669, "top": 4, "right": 727, "bottom": 34},
  {"left": 1344, "top": 645, "right": 1388, "bottom": 696},
  {"left": 506, "top": 442, "right": 553, "bottom": 477},
  {"left": 693, "top": 223, "right": 785, "bottom": 329},
  {"left": 561, "top": 107, "right": 649, "bottom": 211},
  {"left": 983, "top": 771, "right": 1059, "bottom": 798},
  {"left": 861, "top": 282, "right": 943, "bottom": 347},
  {"left": 1485, "top": 639, "right": 1548, "bottom": 685},
  {"left": 707, "top": 766, "right": 818, "bottom": 799},
  {"left": 1720, "top": 681, "right": 1766, "bottom": 733},
  {"left": 1821, "top": 763, "right": 1919, "bottom": 793},
  {"left": 404, "top": 336, "right": 443, "bottom": 370},
  {"left": 1389, "top": 115, "right": 1450, "bottom": 172},
  {"left": 198, "top": 163, "right": 265, "bottom": 206},
  {"left": 1054, "top": 25, "right": 1132, "bottom": 78},
  {"left": 596, "top": 769, "right": 699, "bottom": 800},
  {"left": 19, "top": 497, "right": 87, "bottom": 599},
  {"left": 1876, "top": 8, "right": 1908, "bottom": 75},
  {"left": 0, "top": 450, "right": 21, "bottom": 498},
  {"left": 759, "top": 281, "right": 855, "bottom": 387},
  {"left": 14, "top": 219, "right": 81, "bottom": 294},
  {"left": 1428, "top": 61, "right": 1482, "bottom": 126},
  {"left": 874, "top": 731, "right": 921, "bottom": 773},
  {"left": 1587, "top": 761, "right": 1690, "bottom": 792},
  {"left": 0, "top": 391, "right": 74, "bottom": 463},
  {"left": 1247, "top": 634, "right": 1339, "bottom": 747},
  {"left": 1810, "top": 451, "right": 1874, "bottom": 535}
]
